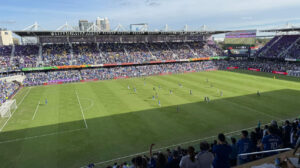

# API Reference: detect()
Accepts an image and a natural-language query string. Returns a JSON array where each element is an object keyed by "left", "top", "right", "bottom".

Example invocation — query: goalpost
[{"left": 0, "top": 100, "right": 17, "bottom": 118}]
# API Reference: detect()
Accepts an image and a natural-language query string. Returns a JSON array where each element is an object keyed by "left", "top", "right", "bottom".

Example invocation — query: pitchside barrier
[
  {"left": 81, "top": 117, "right": 298, "bottom": 168},
  {"left": 237, "top": 148, "right": 293, "bottom": 166}
]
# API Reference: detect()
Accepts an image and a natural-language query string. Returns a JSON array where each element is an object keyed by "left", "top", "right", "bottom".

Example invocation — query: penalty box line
[
  {"left": 81, "top": 116, "right": 298, "bottom": 168},
  {"left": 0, "top": 127, "right": 87, "bottom": 144},
  {"left": 75, "top": 90, "right": 88, "bottom": 129},
  {"left": 0, "top": 87, "right": 32, "bottom": 132}
]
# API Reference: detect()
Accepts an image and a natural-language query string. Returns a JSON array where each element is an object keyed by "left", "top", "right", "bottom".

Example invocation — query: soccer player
[
  {"left": 170, "top": 90, "right": 172, "bottom": 94},
  {"left": 45, "top": 98, "right": 48, "bottom": 105},
  {"left": 257, "top": 90, "right": 260, "bottom": 96},
  {"left": 128, "top": 85, "right": 130, "bottom": 89},
  {"left": 153, "top": 87, "right": 156, "bottom": 91},
  {"left": 152, "top": 95, "right": 155, "bottom": 100},
  {"left": 144, "top": 81, "right": 146, "bottom": 86},
  {"left": 190, "top": 89, "right": 192, "bottom": 95},
  {"left": 207, "top": 97, "right": 210, "bottom": 103},
  {"left": 134, "top": 87, "right": 136, "bottom": 93},
  {"left": 210, "top": 83, "right": 213, "bottom": 88},
  {"left": 158, "top": 100, "right": 161, "bottom": 107},
  {"left": 155, "top": 92, "right": 158, "bottom": 98},
  {"left": 220, "top": 91, "right": 223, "bottom": 97},
  {"left": 158, "top": 85, "right": 161, "bottom": 89},
  {"left": 206, "top": 78, "right": 208, "bottom": 83}
]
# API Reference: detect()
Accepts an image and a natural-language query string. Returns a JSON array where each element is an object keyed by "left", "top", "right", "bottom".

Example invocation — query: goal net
[{"left": 0, "top": 99, "right": 17, "bottom": 118}]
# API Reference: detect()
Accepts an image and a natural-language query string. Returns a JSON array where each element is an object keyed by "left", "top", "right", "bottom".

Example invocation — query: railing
[{"left": 237, "top": 148, "right": 292, "bottom": 166}]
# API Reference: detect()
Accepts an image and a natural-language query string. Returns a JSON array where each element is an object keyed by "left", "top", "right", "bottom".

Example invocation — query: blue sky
[{"left": 1, "top": 0, "right": 300, "bottom": 31}]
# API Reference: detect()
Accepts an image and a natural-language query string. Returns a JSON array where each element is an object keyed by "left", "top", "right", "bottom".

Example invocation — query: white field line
[
  {"left": 75, "top": 90, "right": 88, "bottom": 129},
  {"left": 0, "top": 128, "right": 87, "bottom": 144},
  {"left": 0, "top": 87, "right": 32, "bottom": 132},
  {"left": 31, "top": 101, "right": 40, "bottom": 120},
  {"left": 80, "top": 116, "right": 297, "bottom": 168}
]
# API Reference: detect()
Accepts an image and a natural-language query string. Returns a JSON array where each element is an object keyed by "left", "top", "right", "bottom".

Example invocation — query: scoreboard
[{"left": 224, "top": 30, "right": 257, "bottom": 45}]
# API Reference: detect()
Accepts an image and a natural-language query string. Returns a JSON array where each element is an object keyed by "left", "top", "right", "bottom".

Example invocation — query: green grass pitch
[{"left": 0, "top": 70, "right": 300, "bottom": 168}]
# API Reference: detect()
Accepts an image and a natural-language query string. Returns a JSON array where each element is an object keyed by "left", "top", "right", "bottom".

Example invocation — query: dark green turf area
[{"left": 0, "top": 70, "right": 299, "bottom": 168}]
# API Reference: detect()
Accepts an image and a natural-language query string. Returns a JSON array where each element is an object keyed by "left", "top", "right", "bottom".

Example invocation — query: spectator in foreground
[
  {"left": 196, "top": 141, "right": 214, "bottom": 168},
  {"left": 212, "top": 133, "right": 232, "bottom": 168},
  {"left": 166, "top": 150, "right": 180, "bottom": 168},
  {"left": 179, "top": 146, "right": 197, "bottom": 168},
  {"left": 237, "top": 130, "right": 253, "bottom": 165},
  {"left": 260, "top": 126, "right": 282, "bottom": 156}
]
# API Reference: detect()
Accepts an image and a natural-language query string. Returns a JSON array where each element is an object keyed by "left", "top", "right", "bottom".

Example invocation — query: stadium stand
[
  {"left": 257, "top": 35, "right": 300, "bottom": 59},
  {"left": 0, "top": 42, "right": 222, "bottom": 70}
]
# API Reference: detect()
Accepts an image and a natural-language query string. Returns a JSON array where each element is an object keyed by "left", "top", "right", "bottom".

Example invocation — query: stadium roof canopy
[
  {"left": 13, "top": 30, "right": 231, "bottom": 37},
  {"left": 260, "top": 27, "right": 300, "bottom": 33}
]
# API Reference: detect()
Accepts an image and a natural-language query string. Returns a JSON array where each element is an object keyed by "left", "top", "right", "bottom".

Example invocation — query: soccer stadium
[{"left": 1, "top": 1, "right": 300, "bottom": 168}]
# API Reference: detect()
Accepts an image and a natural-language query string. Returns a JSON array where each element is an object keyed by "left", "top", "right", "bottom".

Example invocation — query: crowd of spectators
[
  {"left": 13, "top": 45, "right": 39, "bottom": 68},
  {"left": 0, "top": 80, "right": 19, "bottom": 105},
  {"left": 0, "top": 46, "right": 12, "bottom": 71},
  {"left": 0, "top": 42, "right": 222, "bottom": 72},
  {"left": 42, "top": 43, "right": 72, "bottom": 66},
  {"left": 23, "top": 62, "right": 217, "bottom": 86},
  {"left": 96, "top": 118, "right": 300, "bottom": 168}
]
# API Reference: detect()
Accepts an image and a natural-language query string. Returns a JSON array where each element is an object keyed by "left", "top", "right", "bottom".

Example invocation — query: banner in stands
[
  {"left": 21, "top": 56, "right": 228, "bottom": 72},
  {"left": 227, "top": 67, "right": 239, "bottom": 69},
  {"left": 248, "top": 68, "right": 260, "bottom": 71},
  {"left": 272, "top": 71, "right": 288, "bottom": 75},
  {"left": 285, "top": 58, "right": 300, "bottom": 62}
]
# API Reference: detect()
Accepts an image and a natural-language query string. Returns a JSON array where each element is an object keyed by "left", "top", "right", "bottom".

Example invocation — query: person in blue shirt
[
  {"left": 45, "top": 98, "right": 47, "bottom": 105},
  {"left": 261, "top": 126, "right": 282, "bottom": 156},
  {"left": 212, "top": 133, "right": 232, "bottom": 168},
  {"left": 237, "top": 130, "right": 253, "bottom": 165}
]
